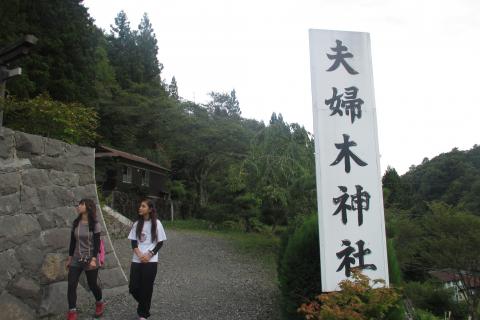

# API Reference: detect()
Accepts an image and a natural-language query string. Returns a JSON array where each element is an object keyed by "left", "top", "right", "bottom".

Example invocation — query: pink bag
[{"left": 99, "top": 239, "right": 105, "bottom": 267}]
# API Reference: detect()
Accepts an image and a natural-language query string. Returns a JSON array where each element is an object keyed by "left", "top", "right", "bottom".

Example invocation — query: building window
[
  {"left": 122, "top": 166, "right": 132, "bottom": 183},
  {"left": 141, "top": 170, "right": 150, "bottom": 187}
]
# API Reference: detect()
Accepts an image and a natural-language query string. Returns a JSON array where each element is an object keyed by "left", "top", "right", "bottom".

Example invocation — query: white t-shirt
[{"left": 128, "top": 219, "right": 167, "bottom": 263}]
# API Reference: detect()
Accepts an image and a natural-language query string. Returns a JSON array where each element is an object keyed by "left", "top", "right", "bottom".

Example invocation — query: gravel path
[{"left": 69, "top": 229, "right": 281, "bottom": 320}]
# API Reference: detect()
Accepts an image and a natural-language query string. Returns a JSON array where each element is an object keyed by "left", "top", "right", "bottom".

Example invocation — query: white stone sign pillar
[{"left": 309, "top": 29, "right": 389, "bottom": 292}]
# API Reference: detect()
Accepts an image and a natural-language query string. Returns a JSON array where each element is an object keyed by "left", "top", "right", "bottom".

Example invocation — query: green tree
[
  {"left": 168, "top": 76, "right": 179, "bottom": 100},
  {"left": 234, "top": 192, "right": 261, "bottom": 232},
  {"left": 137, "top": 13, "right": 162, "bottom": 83},
  {"left": 206, "top": 90, "right": 241, "bottom": 118},
  {"left": 382, "top": 166, "right": 404, "bottom": 208},
  {"left": 240, "top": 116, "right": 315, "bottom": 227},
  {"left": 0, "top": 0, "right": 100, "bottom": 104},
  {"left": 418, "top": 202, "right": 480, "bottom": 320},
  {"left": 107, "top": 10, "right": 141, "bottom": 88}
]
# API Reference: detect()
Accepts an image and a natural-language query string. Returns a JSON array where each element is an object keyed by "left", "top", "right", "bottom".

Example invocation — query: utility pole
[{"left": 0, "top": 34, "right": 37, "bottom": 128}]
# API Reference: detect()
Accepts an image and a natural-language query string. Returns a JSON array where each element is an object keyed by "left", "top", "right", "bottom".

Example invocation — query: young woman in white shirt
[{"left": 128, "top": 199, "right": 167, "bottom": 320}]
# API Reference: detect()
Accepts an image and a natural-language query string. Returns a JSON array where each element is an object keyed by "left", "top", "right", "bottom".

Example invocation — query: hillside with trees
[{"left": 0, "top": 1, "right": 316, "bottom": 230}]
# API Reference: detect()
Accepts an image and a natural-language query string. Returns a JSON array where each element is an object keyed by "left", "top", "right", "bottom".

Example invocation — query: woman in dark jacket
[{"left": 65, "top": 198, "right": 105, "bottom": 319}]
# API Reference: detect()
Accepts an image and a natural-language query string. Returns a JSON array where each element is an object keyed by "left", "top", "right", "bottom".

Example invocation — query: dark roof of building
[
  {"left": 429, "top": 270, "right": 480, "bottom": 288},
  {"left": 95, "top": 145, "right": 170, "bottom": 173}
]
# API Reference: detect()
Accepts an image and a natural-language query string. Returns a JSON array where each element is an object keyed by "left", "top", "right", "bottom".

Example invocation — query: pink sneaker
[
  {"left": 95, "top": 301, "right": 105, "bottom": 317},
  {"left": 67, "top": 310, "right": 78, "bottom": 320}
]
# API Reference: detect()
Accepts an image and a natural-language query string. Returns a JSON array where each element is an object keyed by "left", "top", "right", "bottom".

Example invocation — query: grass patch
[
  {"left": 222, "top": 231, "right": 280, "bottom": 275},
  {"left": 163, "top": 218, "right": 213, "bottom": 231},
  {"left": 164, "top": 219, "right": 280, "bottom": 273}
]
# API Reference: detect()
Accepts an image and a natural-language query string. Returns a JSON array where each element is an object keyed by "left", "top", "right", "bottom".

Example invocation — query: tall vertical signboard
[{"left": 309, "top": 29, "right": 389, "bottom": 291}]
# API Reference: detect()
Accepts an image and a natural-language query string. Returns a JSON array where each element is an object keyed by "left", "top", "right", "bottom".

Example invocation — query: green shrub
[
  {"left": 204, "top": 203, "right": 232, "bottom": 225},
  {"left": 404, "top": 281, "right": 468, "bottom": 319},
  {"left": 386, "top": 238, "right": 405, "bottom": 320},
  {"left": 278, "top": 214, "right": 321, "bottom": 320},
  {"left": 4, "top": 94, "right": 99, "bottom": 145},
  {"left": 415, "top": 309, "right": 441, "bottom": 320}
]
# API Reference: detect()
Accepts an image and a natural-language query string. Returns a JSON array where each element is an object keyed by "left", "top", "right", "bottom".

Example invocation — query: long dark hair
[
  {"left": 72, "top": 198, "right": 97, "bottom": 231},
  {"left": 136, "top": 199, "right": 158, "bottom": 242}
]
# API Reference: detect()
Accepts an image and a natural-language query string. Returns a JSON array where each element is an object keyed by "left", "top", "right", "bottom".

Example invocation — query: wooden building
[{"left": 95, "top": 145, "right": 171, "bottom": 219}]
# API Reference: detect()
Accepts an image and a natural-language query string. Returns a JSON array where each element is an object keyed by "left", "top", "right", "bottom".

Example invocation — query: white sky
[{"left": 84, "top": 0, "right": 480, "bottom": 174}]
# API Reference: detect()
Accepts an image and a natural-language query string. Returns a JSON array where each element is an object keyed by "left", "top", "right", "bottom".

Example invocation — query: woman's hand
[
  {"left": 89, "top": 257, "right": 97, "bottom": 268},
  {"left": 65, "top": 256, "right": 72, "bottom": 270},
  {"left": 140, "top": 253, "right": 151, "bottom": 263}
]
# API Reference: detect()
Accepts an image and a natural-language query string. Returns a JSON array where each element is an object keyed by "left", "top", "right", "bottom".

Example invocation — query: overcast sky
[{"left": 84, "top": 0, "right": 479, "bottom": 174}]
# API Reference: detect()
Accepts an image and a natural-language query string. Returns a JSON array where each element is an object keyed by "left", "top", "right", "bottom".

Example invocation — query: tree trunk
[{"left": 244, "top": 217, "right": 252, "bottom": 233}]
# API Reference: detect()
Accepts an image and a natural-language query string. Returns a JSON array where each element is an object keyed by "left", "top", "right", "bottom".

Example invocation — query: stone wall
[{"left": 0, "top": 128, "right": 128, "bottom": 319}]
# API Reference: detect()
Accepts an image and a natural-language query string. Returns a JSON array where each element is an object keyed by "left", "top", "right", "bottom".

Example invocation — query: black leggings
[
  {"left": 129, "top": 262, "right": 158, "bottom": 318},
  {"left": 67, "top": 266, "right": 102, "bottom": 309}
]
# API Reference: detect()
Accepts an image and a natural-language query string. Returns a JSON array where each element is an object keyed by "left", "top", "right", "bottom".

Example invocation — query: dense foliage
[
  {"left": 4, "top": 94, "right": 98, "bottom": 145},
  {"left": 384, "top": 146, "right": 480, "bottom": 320},
  {"left": 278, "top": 214, "right": 321, "bottom": 319},
  {"left": 0, "top": 1, "right": 316, "bottom": 230}
]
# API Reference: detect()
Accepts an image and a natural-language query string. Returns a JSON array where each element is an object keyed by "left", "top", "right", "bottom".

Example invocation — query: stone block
[
  {"left": 53, "top": 206, "right": 78, "bottom": 228},
  {"left": 103, "top": 252, "right": 120, "bottom": 269},
  {"left": 15, "top": 131, "right": 44, "bottom": 155},
  {"left": 40, "top": 228, "right": 70, "bottom": 251},
  {"left": 0, "top": 214, "right": 41, "bottom": 250},
  {"left": 21, "top": 168, "right": 50, "bottom": 188},
  {"left": 0, "top": 172, "right": 20, "bottom": 196},
  {"left": 44, "top": 138, "right": 67, "bottom": 157},
  {"left": 41, "top": 253, "right": 68, "bottom": 283},
  {"left": 0, "top": 158, "right": 32, "bottom": 173},
  {"left": 66, "top": 156, "right": 94, "bottom": 175},
  {"left": 37, "top": 186, "right": 76, "bottom": 210},
  {"left": 37, "top": 212, "right": 56, "bottom": 230},
  {"left": 103, "top": 236, "right": 114, "bottom": 254},
  {"left": 0, "top": 127, "right": 15, "bottom": 159},
  {"left": 72, "top": 184, "right": 98, "bottom": 202},
  {"left": 65, "top": 144, "right": 93, "bottom": 158},
  {"left": 30, "top": 155, "right": 66, "bottom": 171},
  {"left": 0, "top": 192, "right": 21, "bottom": 216},
  {"left": 39, "top": 281, "right": 89, "bottom": 317},
  {"left": 20, "top": 185, "right": 42, "bottom": 213},
  {"left": 15, "top": 241, "right": 45, "bottom": 272},
  {"left": 0, "top": 249, "right": 21, "bottom": 289},
  {"left": 78, "top": 171, "right": 96, "bottom": 186},
  {"left": 40, "top": 206, "right": 77, "bottom": 229},
  {"left": 49, "top": 170, "right": 79, "bottom": 188},
  {"left": 11, "top": 276, "right": 41, "bottom": 300},
  {"left": 0, "top": 292, "right": 35, "bottom": 320}
]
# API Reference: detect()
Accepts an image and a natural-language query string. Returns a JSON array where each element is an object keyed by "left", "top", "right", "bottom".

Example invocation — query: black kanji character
[
  {"left": 330, "top": 134, "right": 368, "bottom": 173},
  {"left": 333, "top": 186, "right": 351, "bottom": 225},
  {"left": 325, "top": 87, "right": 344, "bottom": 116},
  {"left": 342, "top": 86, "right": 363, "bottom": 123},
  {"left": 350, "top": 185, "right": 371, "bottom": 226},
  {"left": 336, "top": 239, "right": 356, "bottom": 277},
  {"left": 326, "top": 40, "right": 358, "bottom": 75}
]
